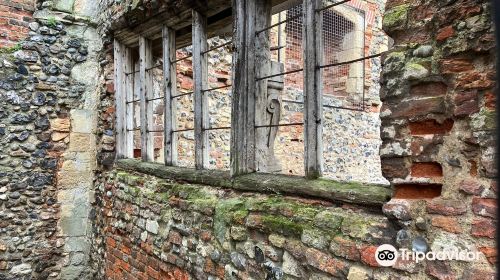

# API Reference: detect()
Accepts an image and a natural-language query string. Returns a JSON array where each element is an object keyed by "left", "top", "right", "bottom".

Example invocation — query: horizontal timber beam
[{"left": 116, "top": 159, "right": 392, "bottom": 207}]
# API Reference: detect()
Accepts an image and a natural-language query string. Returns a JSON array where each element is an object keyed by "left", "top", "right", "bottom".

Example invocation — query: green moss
[
  {"left": 232, "top": 209, "right": 249, "bottom": 223},
  {"left": 46, "top": 17, "right": 58, "bottom": 28},
  {"left": 261, "top": 215, "right": 304, "bottom": 236},
  {"left": 116, "top": 171, "right": 143, "bottom": 185},
  {"left": 190, "top": 197, "right": 218, "bottom": 212},
  {"left": 244, "top": 196, "right": 319, "bottom": 222},
  {"left": 386, "top": 51, "right": 406, "bottom": 63},
  {"left": 314, "top": 210, "right": 343, "bottom": 232},
  {"left": 214, "top": 198, "right": 246, "bottom": 245},
  {"left": 383, "top": 4, "right": 409, "bottom": 30},
  {"left": 316, "top": 178, "right": 391, "bottom": 202},
  {"left": 293, "top": 207, "right": 320, "bottom": 223},
  {"left": 340, "top": 214, "right": 372, "bottom": 240},
  {"left": 0, "top": 43, "right": 21, "bottom": 54},
  {"left": 126, "top": 185, "right": 141, "bottom": 197}
]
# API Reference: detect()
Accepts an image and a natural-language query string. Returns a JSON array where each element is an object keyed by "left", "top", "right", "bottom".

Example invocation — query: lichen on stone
[{"left": 383, "top": 4, "right": 409, "bottom": 30}]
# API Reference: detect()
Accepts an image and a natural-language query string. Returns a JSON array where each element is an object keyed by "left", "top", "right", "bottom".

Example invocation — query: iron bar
[
  {"left": 270, "top": 45, "right": 286, "bottom": 51},
  {"left": 172, "top": 128, "right": 194, "bottom": 133},
  {"left": 126, "top": 62, "right": 164, "bottom": 75},
  {"left": 282, "top": 99, "right": 303, "bottom": 104},
  {"left": 171, "top": 91, "right": 194, "bottom": 99},
  {"left": 125, "top": 70, "right": 139, "bottom": 75},
  {"left": 256, "top": 68, "right": 303, "bottom": 81},
  {"left": 202, "top": 41, "right": 233, "bottom": 54},
  {"left": 255, "top": 122, "right": 304, "bottom": 128},
  {"left": 317, "top": 53, "right": 383, "bottom": 69},
  {"left": 146, "top": 96, "right": 165, "bottom": 102},
  {"left": 316, "top": 0, "right": 352, "bottom": 12},
  {"left": 202, "top": 84, "right": 232, "bottom": 92},
  {"left": 255, "top": 13, "right": 302, "bottom": 35},
  {"left": 203, "top": 126, "right": 231, "bottom": 131},
  {"left": 146, "top": 64, "right": 163, "bottom": 71},
  {"left": 282, "top": 99, "right": 365, "bottom": 111},
  {"left": 126, "top": 128, "right": 140, "bottom": 131},
  {"left": 322, "top": 104, "right": 365, "bottom": 111},
  {"left": 126, "top": 99, "right": 140, "bottom": 104},
  {"left": 171, "top": 54, "right": 193, "bottom": 64}
]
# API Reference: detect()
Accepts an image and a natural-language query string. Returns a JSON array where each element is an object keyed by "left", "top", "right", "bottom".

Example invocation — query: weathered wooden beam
[
  {"left": 192, "top": 9, "right": 210, "bottom": 169},
  {"left": 255, "top": 0, "right": 279, "bottom": 173},
  {"left": 303, "top": 0, "right": 323, "bottom": 179},
  {"left": 116, "top": 158, "right": 392, "bottom": 206},
  {"left": 139, "top": 36, "right": 155, "bottom": 161},
  {"left": 124, "top": 46, "right": 134, "bottom": 158},
  {"left": 162, "top": 25, "right": 177, "bottom": 165},
  {"left": 230, "top": 0, "right": 259, "bottom": 176},
  {"left": 114, "top": 40, "right": 126, "bottom": 159}
]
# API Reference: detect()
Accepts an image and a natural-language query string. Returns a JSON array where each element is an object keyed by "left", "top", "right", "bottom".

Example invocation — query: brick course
[{"left": 0, "top": 0, "right": 34, "bottom": 46}]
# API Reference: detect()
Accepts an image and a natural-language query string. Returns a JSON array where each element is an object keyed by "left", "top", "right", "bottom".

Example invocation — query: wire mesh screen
[
  {"left": 265, "top": 4, "right": 306, "bottom": 176},
  {"left": 320, "top": 1, "right": 366, "bottom": 111}
]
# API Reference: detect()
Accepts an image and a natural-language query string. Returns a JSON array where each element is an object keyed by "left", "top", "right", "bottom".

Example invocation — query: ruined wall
[
  {"left": 380, "top": 0, "right": 497, "bottom": 278},
  {"left": 0, "top": 0, "right": 34, "bottom": 46},
  {"left": 0, "top": 0, "right": 102, "bottom": 278},
  {"left": 91, "top": 0, "right": 498, "bottom": 279},
  {"left": 98, "top": 168, "right": 399, "bottom": 280}
]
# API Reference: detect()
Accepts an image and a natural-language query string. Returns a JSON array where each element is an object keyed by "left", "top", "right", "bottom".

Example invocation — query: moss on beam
[{"left": 116, "top": 159, "right": 392, "bottom": 207}]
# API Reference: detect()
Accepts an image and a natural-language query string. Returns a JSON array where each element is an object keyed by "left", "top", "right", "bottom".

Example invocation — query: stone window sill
[{"left": 116, "top": 159, "right": 392, "bottom": 207}]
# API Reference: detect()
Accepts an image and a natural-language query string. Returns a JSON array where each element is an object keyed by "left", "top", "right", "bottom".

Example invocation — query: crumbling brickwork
[
  {"left": 380, "top": 0, "right": 497, "bottom": 278},
  {"left": 0, "top": 0, "right": 497, "bottom": 279},
  {"left": 99, "top": 169, "right": 395, "bottom": 279},
  {"left": 0, "top": 0, "right": 34, "bottom": 46}
]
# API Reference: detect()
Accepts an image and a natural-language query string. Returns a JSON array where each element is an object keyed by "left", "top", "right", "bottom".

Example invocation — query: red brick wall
[{"left": 0, "top": 0, "right": 34, "bottom": 46}]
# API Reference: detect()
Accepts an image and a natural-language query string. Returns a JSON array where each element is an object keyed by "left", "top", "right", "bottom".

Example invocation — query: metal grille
[
  {"left": 264, "top": 4, "right": 306, "bottom": 176},
  {"left": 320, "top": 1, "right": 366, "bottom": 111}
]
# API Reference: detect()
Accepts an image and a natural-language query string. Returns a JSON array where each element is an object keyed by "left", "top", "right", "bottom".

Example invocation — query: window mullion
[
  {"left": 303, "top": 0, "right": 323, "bottom": 179},
  {"left": 113, "top": 40, "right": 126, "bottom": 159},
  {"left": 162, "top": 25, "right": 177, "bottom": 165},
  {"left": 139, "top": 36, "right": 154, "bottom": 161},
  {"left": 124, "top": 46, "right": 134, "bottom": 158},
  {"left": 192, "top": 10, "right": 209, "bottom": 169}
]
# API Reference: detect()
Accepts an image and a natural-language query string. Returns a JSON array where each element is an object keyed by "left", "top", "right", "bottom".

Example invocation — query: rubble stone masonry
[
  {"left": 0, "top": 0, "right": 101, "bottom": 278},
  {"left": 0, "top": 0, "right": 497, "bottom": 279}
]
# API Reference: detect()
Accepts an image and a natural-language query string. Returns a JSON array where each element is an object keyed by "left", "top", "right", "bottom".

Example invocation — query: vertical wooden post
[
  {"left": 124, "top": 47, "right": 134, "bottom": 158},
  {"left": 303, "top": 0, "right": 323, "bottom": 179},
  {"left": 113, "top": 40, "right": 126, "bottom": 159},
  {"left": 254, "top": 0, "right": 273, "bottom": 172},
  {"left": 230, "top": 0, "right": 258, "bottom": 176},
  {"left": 162, "top": 25, "right": 177, "bottom": 165},
  {"left": 192, "top": 10, "right": 209, "bottom": 169},
  {"left": 139, "top": 36, "right": 154, "bottom": 161}
]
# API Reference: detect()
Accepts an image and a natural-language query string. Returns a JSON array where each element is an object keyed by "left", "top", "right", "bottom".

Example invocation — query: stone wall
[
  {"left": 379, "top": 0, "right": 497, "bottom": 278},
  {"left": 0, "top": 0, "right": 497, "bottom": 279},
  {"left": 98, "top": 168, "right": 399, "bottom": 279},
  {"left": 0, "top": 0, "right": 102, "bottom": 278},
  {"left": 89, "top": 0, "right": 498, "bottom": 279}
]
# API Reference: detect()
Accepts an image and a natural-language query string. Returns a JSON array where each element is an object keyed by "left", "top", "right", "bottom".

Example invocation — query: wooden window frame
[{"left": 115, "top": 0, "right": 325, "bottom": 179}]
